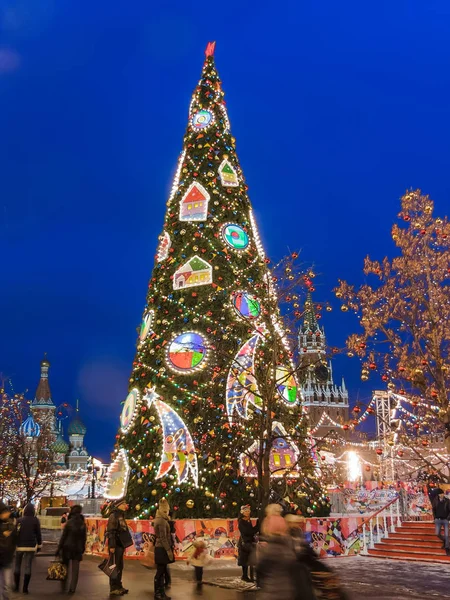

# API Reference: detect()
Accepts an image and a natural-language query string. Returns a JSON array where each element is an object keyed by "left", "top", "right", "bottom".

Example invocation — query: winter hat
[
  {"left": 261, "top": 515, "right": 288, "bottom": 537},
  {"left": 23, "top": 504, "right": 35, "bottom": 517},
  {"left": 240, "top": 504, "right": 251, "bottom": 514},
  {"left": 193, "top": 539, "right": 206, "bottom": 549},
  {"left": 70, "top": 505, "right": 83, "bottom": 516},
  {"left": 158, "top": 498, "right": 170, "bottom": 518},
  {"left": 265, "top": 503, "right": 283, "bottom": 517}
]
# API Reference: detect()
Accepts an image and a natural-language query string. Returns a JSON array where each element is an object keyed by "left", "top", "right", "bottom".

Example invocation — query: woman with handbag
[
  {"left": 56, "top": 505, "right": 87, "bottom": 594},
  {"left": 106, "top": 501, "right": 133, "bottom": 597},
  {"left": 153, "top": 498, "right": 173, "bottom": 600},
  {"left": 237, "top": 505, "right": 259, "bottom": 582}
]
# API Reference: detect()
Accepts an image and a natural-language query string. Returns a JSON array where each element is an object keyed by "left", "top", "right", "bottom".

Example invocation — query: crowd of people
[
  {"left": 14, "top": 493, "right": 450, "bottom": 599},
  {"left": 237, "top": 503, "right": 349, "bottom": 600},
  {"left": 0, "top": 501, "right": 87, "bottom": 599}
]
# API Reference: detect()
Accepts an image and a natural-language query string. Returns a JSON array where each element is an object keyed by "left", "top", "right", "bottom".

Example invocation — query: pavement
[{"left": 10, "top": 554, "right": 450, "bottom": 599}]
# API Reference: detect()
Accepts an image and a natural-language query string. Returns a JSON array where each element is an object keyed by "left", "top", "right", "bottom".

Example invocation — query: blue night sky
[{"left": 1, "top": 1, "right": 450, "bottom": 461}]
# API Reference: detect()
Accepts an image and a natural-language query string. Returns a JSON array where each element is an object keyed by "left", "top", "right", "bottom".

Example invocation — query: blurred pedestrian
[
  {"left": 256, "top": 515, "right": 298, "bottom": 600},
  {"left": 0, "top": 501, "right": 16, "bottom": 600},
  {"left": 13, "top": 504, "right": 42, "bottom": 594},
  {"left": 153, "top": 498, "right": 173, "bottom": 600},
  {"left": 187, "top": 539, "right": 212, "bottom": 591},
  {"left": 285, "top": 514, "right": 348, "bottom": 600},
  {"left": 106, "top": 500, "right": 132, "bottom": 597},
  {"left": 57, "top": 505, "right": 87, "bottom": 594},
  {"left": 237, "top": 505, "right": 258, "bottom": 582}
]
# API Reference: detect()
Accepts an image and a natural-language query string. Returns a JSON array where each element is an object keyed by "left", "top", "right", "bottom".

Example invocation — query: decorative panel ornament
[
  {"left": 156, "top": 231, "right": 171, "bottom": 262},
  {"left": 144, "top": 388, "right": 198, "bottom": 486},
  {"left": 222, "top": 224, "right": 249, "bottom": 250},
  {"left": 226, "top": 329, "right": 264, "bottom": 422},
  {"left": 240, "top": 422, "right": 300, "bottom": 478},
  {"left": 219, "top": 159, "right": 239, "bottom": 187},
  {"left": 173, "top": 255, "right": 212, "bottom": 290},
  {"left": 167, "top": 332, "right": 208, "bottom": 372},
  {"left": 191, "top": 109, "right": 214, "bottom": 131},
  {"left": 104, "top": 449, "right": 131, "bottom": 500},
  {"left": 276, "top": 366, "right": 298, "bottom": 405},
  {"left": 139, "top": 310, "right": 154, "bottom": 342},
  {"left": 179, "top": 182, "right": 210, "bottom": 222},
  {"left": 232, "top": 292, "right": 261, "bottom": 320},
  {"left": 120, "top": 388, "right": 141, "bottom": 432}
]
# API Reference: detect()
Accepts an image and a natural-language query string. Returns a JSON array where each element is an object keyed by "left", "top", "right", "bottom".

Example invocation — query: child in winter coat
[{"left": 187, "top": 540, "right": 212, "bottom": 589}]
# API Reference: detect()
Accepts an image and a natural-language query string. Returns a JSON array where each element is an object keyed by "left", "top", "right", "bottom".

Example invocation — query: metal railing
[{"left": 357, "top": 494, "right": 402, "bottom": 555}]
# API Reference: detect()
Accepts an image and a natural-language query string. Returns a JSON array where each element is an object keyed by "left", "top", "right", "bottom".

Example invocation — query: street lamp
[{"left": 87, "top": 457, "right": 100, "bottom": 499}]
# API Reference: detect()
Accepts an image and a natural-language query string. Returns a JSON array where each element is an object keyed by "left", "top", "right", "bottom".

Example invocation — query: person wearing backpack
[
  {"left": 57, "top": 505, "right": 87, "bottom": 594},
  {"left": 13, "top": 504, "right": 42, "bottom": 594}
]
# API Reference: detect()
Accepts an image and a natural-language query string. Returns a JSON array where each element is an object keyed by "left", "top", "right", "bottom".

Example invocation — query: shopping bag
[
  {"left": 98, "top": 554, "right": 118, "bottom": 579},
  {"left": 46, "top": 561, "right": 67, "bottom": 581}
]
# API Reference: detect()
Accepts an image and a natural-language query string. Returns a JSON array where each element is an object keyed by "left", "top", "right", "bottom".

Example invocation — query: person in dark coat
[
  {"left": 13, "top": 503, "right": 42, "bottom": 594},
  {"left": 0, "top": 501, "right": 16, "bottom": 600},
  {"left": 164, "top": 512, "right": 176, "bottom": 590},
  {"left": 153, "top": 498, "right": 173, "bottom": 600},
  {"left": 106, "top": 501, "right": 131, "bottom": 597},
  {"left": 57, "top": 505, "right": 87, "bottom": 594},
  {"left": 256, "top": 515, "right": 298, "bottom": 600},
  {"left": 432, "top": 490, "right": 450, "bottom": 554},
  {"left": 237, "top": 505, "right": 259, "bottom": 582}
]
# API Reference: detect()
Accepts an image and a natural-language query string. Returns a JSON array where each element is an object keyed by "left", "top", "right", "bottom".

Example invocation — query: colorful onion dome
[
  {"left": 52, "top": 434, "right": 69, "bottom": 454},
  {"left": 68, "top": 416, "right": 87, "bottom": 436},
  {"left": 20, "top": 415, "right": 41, "bottom": 438}
]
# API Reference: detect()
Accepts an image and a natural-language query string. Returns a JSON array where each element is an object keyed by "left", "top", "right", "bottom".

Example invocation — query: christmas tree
[{"left": 106, "top": 43, "right": 328, "bottom": 519}]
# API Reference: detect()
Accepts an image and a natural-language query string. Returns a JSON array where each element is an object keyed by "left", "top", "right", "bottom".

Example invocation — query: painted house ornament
[
  {"left": 173, "top": 255, "right": 212, "bottom": 290},
  {"left": 222, "top": 224, "right": 249, "bottom": 250},
  {"left": 219, "top": 159, "right": 238, "bottom": 187},
  {"left": 167, "top": 331, "right": 208, "bottom": 372},
  {"left": 179, "top": 182, "right": 210, "bottom": 222},
  {"left": 104, "top": 449, "right": 131, "bottom": 500},
  {"left": 191, "top": 109, "right": 214, "bottom": 131},
  {"left": 240, "top": 422, "right": 300, "bottom": 478},
  {"left": 156, "top": 231, "right": 171, "bottom": 262},
  {"left": 120, "top": 388, "right": 141, "bottom": 432},
  {"left": 139, "top": 310, "right": 154, "bottom": 342}
]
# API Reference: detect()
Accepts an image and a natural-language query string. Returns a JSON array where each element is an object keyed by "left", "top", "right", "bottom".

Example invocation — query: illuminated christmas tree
[{"left": 106, "top": 43, "right": 328, "bottom": 519}]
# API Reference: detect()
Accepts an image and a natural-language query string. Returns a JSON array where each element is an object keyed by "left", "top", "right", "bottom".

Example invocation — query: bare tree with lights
[
  {"left": 334, "top": 189, "right": 450, "bottom": 458},
  {"left": 0, "top": 389, "right": 57, "bottom": 503}
]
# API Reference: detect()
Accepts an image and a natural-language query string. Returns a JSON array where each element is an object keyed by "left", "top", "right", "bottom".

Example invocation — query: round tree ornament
[
  {"left": 139, "top": 310, "right": 154, "bottom": 342},
  {"left": 232, "top": 292, "right": 261, "bottom": 320},
  {"left": 276, "top": 367, "right": 298, "bottom": 405},
  {"left": 222, "top": 224, "right": 249, "bottom": 250},
  {"left": 167, "top": 332, "right": 208, "bottom": 372},
  {"left": 120, "top": 389, "right": 141, "bottom": 432},
  {"left": 191, "top": 109, "right": 214, "bottom": 130}
]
